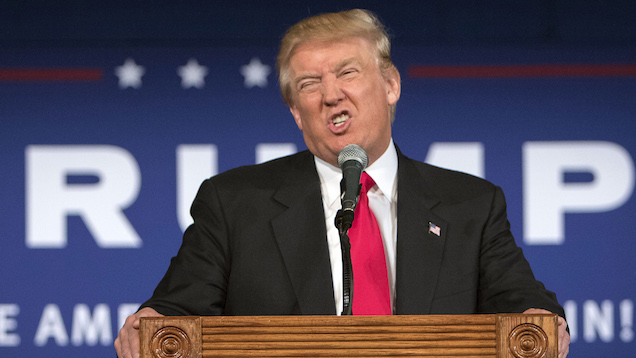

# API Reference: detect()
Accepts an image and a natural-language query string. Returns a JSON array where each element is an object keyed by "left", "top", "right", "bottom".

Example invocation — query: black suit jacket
[{"left": 142, "top": 148, "right": 564, "bottom": 317}]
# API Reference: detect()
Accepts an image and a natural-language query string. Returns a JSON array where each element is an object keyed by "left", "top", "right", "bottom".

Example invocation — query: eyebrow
[
  {"left": 293, "top": 73, "right": 320, "bottom": 86},
  {"left": 293, "top": 57, "right": 362, "bottom": 87},
  {"left": 334, "top": 57, "right": 359, "bottom": 73}
]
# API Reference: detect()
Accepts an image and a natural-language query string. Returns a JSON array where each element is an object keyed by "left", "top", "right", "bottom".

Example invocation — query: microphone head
[{"left": 337, "top": 144, "right": 369, "bottom": 170}]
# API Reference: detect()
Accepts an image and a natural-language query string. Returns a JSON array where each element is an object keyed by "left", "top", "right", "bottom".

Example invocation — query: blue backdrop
[{"left": 1, "top": 2, "right": 635, "bottom": 357}]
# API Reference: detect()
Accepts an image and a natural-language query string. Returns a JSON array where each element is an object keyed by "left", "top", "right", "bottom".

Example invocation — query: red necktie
[{"left": 349, "top": 172, "right": 391, "bottom": 315}]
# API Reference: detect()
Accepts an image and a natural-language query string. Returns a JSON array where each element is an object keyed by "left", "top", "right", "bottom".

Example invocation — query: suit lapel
[
  {"left": 395, "top": 151, "right": 448, "bottom": 314},
  {"left": 270, "top": 152, "right": 336, "bottom": 315}
]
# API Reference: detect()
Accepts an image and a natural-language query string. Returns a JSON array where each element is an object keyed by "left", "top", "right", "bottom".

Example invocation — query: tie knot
[{"left": 360, "top": 172, "right": 376, "bottom": 193}]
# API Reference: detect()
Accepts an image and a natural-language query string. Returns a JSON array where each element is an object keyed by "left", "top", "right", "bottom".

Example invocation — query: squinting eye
[
  {"left": 299, "top": 81, "right": 319, "bottom": 92},
  {"left": 341, "top": 69, "right": 358, "bottom": 78}
]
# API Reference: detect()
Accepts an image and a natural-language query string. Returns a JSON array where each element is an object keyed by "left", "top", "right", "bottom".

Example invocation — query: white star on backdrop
[
  {"left": 114, "top": 58, "right": 145, "bottom": 89},
  {"left": 240, "top": 58, "right": 271, "bottom": 88},
  {"left": 177, "top": 58, "right": 209, "bottom": 89}
]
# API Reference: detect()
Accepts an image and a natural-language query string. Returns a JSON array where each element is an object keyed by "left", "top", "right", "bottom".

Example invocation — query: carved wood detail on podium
[
  {"left": 497, "top": 314, "right": 558, "bottom": 358},
  {"left": 140, "top": 316, "right": 201, "bottom": 358},
  {"left": 140, "top": 314, "right": 558, "bottom": 357}
]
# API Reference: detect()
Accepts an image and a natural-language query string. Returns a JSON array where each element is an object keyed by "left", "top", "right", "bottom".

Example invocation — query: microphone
[{"left": 336, "top": 144, "right": 369, "bottom": 232}]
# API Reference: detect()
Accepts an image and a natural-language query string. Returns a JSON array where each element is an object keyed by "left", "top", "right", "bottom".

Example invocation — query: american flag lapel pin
[{"left": 428, "top": 222, "right": 441, "bottom": 236}]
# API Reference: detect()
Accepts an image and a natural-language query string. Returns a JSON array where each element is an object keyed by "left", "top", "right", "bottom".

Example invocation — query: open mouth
[{"left": 332, "top": 112, "right": 349, "bottom": 127}]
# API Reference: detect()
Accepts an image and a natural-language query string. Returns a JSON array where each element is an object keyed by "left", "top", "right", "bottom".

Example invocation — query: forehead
[{"left": 289, "top": 37, "right": 376, "bottom": 74}]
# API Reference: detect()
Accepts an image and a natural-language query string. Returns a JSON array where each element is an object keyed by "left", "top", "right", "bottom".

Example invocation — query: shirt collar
[
  {"left": 315, "top": 139, "right": 398, "bottom": 207},
  {"left": 365, "top": 138, "right": 398, "bottom": 200}
]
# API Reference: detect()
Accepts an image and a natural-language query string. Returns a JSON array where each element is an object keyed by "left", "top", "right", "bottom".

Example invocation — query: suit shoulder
[
  {"left": 406, "top": 158, "right": 499, "bottom": 201},
  {"left": 423, "top": 162, "right": 493, "bottom": 188},
  {"left": 205, "top": 150, "right": 314, "bottom": 188}
]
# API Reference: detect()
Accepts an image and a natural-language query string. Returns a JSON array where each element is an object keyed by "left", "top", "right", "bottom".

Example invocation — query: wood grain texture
[{"left": 141, "top": 314, "right": 557, "bottom": 358}]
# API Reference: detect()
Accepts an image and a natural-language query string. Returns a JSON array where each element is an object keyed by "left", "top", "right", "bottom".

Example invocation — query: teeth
[{"left": 333, "top": 114, "right": 348, "bottom": 127}]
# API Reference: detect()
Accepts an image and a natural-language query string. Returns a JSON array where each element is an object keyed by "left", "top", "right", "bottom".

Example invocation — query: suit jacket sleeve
[
  {"left": 140, "top": 177, "right": 231, "bottom": 316},
  {"left": 476, "top": 186, "right": 564, "bottom": 315}
]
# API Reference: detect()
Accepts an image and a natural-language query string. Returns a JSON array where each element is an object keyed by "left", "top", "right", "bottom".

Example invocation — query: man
[{"left": 115, "top": 9, "right": 570, "bottom": 358}]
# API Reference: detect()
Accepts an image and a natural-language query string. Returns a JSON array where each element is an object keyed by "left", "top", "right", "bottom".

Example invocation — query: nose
[{"left": 322, "top": 77, "right": 344, "bottom": 106}]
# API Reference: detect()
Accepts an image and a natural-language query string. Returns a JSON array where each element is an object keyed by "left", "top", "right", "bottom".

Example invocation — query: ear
[
  {"left": 384, "top": 67, "right": 401, "bottom": 106},
  {"left": 289, "top": 106, "right": 303, "bottom": 130}
]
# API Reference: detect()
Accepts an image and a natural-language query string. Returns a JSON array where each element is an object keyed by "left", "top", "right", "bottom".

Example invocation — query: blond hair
[{"left": 276, "top": 9, "right": 396, "bottom": 107}]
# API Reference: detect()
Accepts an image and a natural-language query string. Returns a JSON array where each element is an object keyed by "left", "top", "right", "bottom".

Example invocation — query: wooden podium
[{"left": 140, "top": 314, "right": 558, "bottom": 357}]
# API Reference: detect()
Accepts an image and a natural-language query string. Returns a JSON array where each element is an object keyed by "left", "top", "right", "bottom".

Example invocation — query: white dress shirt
[{"left": 314, "top": 139, "right": 398, "bottom": 315}]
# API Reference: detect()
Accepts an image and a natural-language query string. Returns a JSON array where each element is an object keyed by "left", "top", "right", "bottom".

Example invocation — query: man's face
[{"left": 288, "top": 37, "right": 401, "bottom": 167}]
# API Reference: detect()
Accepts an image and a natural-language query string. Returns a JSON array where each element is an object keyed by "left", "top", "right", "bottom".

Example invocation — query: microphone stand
[
  {"left": 335, "top": 210, "right": 353, "bottom": 315},
  {"left": 335, "top": 181, "right": 360, "bottom": 316}
]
